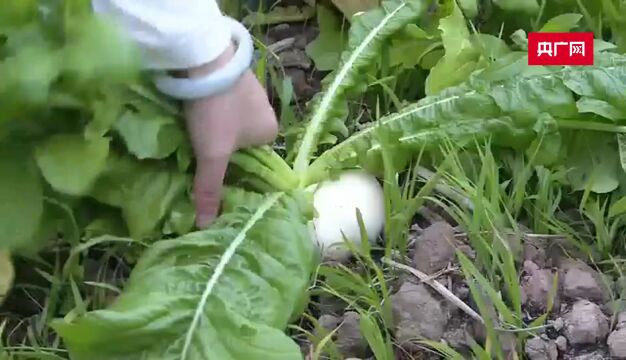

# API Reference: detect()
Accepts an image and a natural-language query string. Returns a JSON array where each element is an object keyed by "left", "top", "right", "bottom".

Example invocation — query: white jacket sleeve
[{"left": 91, "top": 0, "right": 232, "bottom": 70}]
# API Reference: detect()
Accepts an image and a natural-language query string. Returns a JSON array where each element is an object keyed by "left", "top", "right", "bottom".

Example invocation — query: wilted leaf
[
  {"left": 305, "top": 4, "right": 347, "bottom": 71},
  {"left": 35, "top": 134, "right": 110, "bottom": 196}
]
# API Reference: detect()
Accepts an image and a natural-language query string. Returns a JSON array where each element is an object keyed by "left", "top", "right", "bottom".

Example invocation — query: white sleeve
[{"left": 91, "top": 0, "right": 232, "bottom": 70}]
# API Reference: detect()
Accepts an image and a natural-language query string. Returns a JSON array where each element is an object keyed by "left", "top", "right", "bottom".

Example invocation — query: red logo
[{"left": 527, "top": 32, "right": 594, "bottom": 66}]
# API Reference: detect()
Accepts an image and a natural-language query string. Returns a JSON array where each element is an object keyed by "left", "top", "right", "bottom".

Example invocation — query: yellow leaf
[
  {"left": 330, "top": 0, "right": 380, "bottom": 20},
  {"left": 0, "top": 251, "right": 14, "bottom": 306}
]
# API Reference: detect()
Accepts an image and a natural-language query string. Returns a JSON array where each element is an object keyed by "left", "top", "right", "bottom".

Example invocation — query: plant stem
[{"left": 556, "top": 119, "right": 626, "bottom": 133}]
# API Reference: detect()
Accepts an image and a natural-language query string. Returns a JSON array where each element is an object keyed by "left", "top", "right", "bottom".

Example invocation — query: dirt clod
[
  {"left": 336, "top": 312, "right": 369, "bottom": 358},
  {"left": 318, "top": 314, "right": 340, "bottom": 332},
  {"left": 565, "top": 348, "right": 610, "bottom": 359},
  {"left": 284, "top": 68, "right": 316, "bottom": 100},
  {"left": 608, "top": 328, "right": 626, "bottom": 358},
  {"left": 555, "top": 336, "right": 568, "bottom": 352},
  {"left": 525, "top": 336, "right": 558, "bottom": 360},
  {"left": 563, "top": 300, "right": 609, "bottom": 346},
  {"left": 412, "top": 221, "right": 456, "bottom": 275},
  {"left": 391, "top": 281, "right": 449, "bottom": 351},
  {"left": 560, "top": 260, "right": 609, "bottom": 303},
  {"left": 277, "top": 48, "right": 312, "bottom": 69},
  {"left": 617, "top": 312, "right": 626, "bottom": 329},
  {"left": 521, "top": 260, "right": 559, "bottom": 314}
]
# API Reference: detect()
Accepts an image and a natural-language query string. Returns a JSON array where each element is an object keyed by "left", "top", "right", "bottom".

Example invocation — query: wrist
[
  {"left": 187, "top": 45, "right": 236, "bottom": 78},
  {"left": 153, "top": 16, "right": 253, "bottom": 100}
]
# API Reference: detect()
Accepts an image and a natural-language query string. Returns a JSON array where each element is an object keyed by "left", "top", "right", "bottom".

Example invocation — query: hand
[{"left": 183, "top": 45, "right": 278, "bottom": 228}]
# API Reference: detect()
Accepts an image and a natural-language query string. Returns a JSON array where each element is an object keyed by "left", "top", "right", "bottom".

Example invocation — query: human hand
[{"left": 183, "top": 45, "right": 278, "bottom": 228}]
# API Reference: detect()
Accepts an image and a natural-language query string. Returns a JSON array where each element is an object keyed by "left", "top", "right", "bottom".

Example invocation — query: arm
[
  {"left": 92, "top": 0, "right": 279, "bottom": 228},
  {"left": 91, "top": 0, "right": 232, "bottom": 70}
]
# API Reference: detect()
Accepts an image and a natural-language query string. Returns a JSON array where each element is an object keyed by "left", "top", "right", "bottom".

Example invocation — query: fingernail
[{"left": 196, "top": 213, "right": 215, "bottom": 229}]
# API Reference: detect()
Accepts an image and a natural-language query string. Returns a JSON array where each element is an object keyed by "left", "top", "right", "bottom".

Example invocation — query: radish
[{"left": 308, "top": 170, "right": 385, "bottom": 261}]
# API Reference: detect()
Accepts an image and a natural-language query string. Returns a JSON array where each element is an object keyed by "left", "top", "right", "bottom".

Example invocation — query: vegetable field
[{"left": 3, "top": 0, "right": 626, "bottom": 359}]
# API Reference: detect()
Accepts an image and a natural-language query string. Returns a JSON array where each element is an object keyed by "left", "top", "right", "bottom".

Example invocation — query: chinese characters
[{"left": 536, "top": 41, "right": 586, "bottom": 57}]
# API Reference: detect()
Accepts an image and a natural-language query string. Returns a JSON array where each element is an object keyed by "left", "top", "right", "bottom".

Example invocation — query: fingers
[{"left": 193, "top": 153, "right": 231, "bottom": 228}]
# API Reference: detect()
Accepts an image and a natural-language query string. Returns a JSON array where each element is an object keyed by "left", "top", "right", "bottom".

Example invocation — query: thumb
[{"left": 193, "top": 154, "right": 231, "bottom": 228}]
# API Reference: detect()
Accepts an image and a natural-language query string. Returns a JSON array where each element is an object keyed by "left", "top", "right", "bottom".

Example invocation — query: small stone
[
  {"left": 413, "top": 221, "right": 456, "bottom": 275},
  {"left": 552, "top": 318, "right": 564, "bottom": 332},
  {"left": 284, "top": 68, "right": 315, "bottom": 100},
  {"left": 278, "top": 49, "right": 312, "bottom": 69},
  {"left": 521, "top": 260, "right": 559, "bottom": 314},
  {"left": 524, "top": 237, "right": 549, "bottom": 267},
  {"left": 563, "top": 300, "right": 609, "bottom": 346},
  {"left": 268, "top": 23, "right": 292, "bottom": 40},
  {"left": 555, "top": 336, "right": 567, "bottom": 352},
  {"left": 567, "top": 349, "right": 610, "bottom": 360},
  {"left": 608, "top": 328, "right": 626, "bottom": 358},
  {"left": 441, "top": 324, "right": 470, "bottom": 351},
  {"left": 617, "top": 312, "right": 626, "bottom": 330},
  {"left": 391, "top": 281, "right": 449, "bottom": 351},
  {"left": 318, "top": 293, "right": 346, "bottom": 316},
  {"left": 560, "top": 259, "right": 609, "bottom": 303},
  {"left": 525, "top": 337, "right": 558, "bottom": 360},
  {"left": 318, "top": 314, "right": 340, "bottom": 332},
  {"left": 336, "top": 312, "right": 369, "bottom": 358}
]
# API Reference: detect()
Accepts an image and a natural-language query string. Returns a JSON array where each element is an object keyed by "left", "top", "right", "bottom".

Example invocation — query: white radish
[{"left": 309, "top": 169, "right": 385, "bottom": 261}]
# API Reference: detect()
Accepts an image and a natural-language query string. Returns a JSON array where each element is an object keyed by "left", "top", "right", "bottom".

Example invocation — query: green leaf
[
  {"left": 526, "top": 113, "right": 561, "bottom": 166},
  {"left": 576, "top": 98, "right": 626, "bottom": 121},
  {"left": 89, "top": 154, "right": 189, "bottom": 239},
  {"left": 492, "top": 0, "right": 540, "bottom": 14},
  {"left": 539, "top": 13, "right": 583, "bottom": 32},
  {"left": 305, "top": 54, "right": 626, "bottom": 186},
  {"left": 162, "top": 195, "right": 196, "bottom": 236},
  {"left": 388, "top": 24, "right": 441, "bottom": 69},
  {"left": 564, "top": 131, "right": 620, "bottom": 194},
  {"left": 618, "top": 133, "right": 626, "bottom": 173},
  {"left": 608, "top": 195, "right": 626, "bottom": 218},
  {"left": 457, "top": 0, "right": 478, "bottom": 18},
  {"left": 84, "top": 92, "right": 125, "bottom": 139},
  {"left": 292, "top": 0, "right": 429, "bottom": 173},
  {"left": 62, "top": 15, "right": 140, "bottom": 84},
  {"left": 0, "top": 45, "right": 60, "bottom": 106},
  {"left": 424, "top": 1, "right": 478, "bottom": 95},
  {"left": 113, "top": 110, "right": 184, "bottom": 160},
  {"left": 305, "top": 4, "right": 347, "bottom": 71},
  {"left": 0, "top": 144, "right": 44, "bottom": 250},
  {"left": 52, "top": 189, "right": 317, "bottom": 360},
  {"left": 35, "top": 134, "right": 110, "bottom": 196}
]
